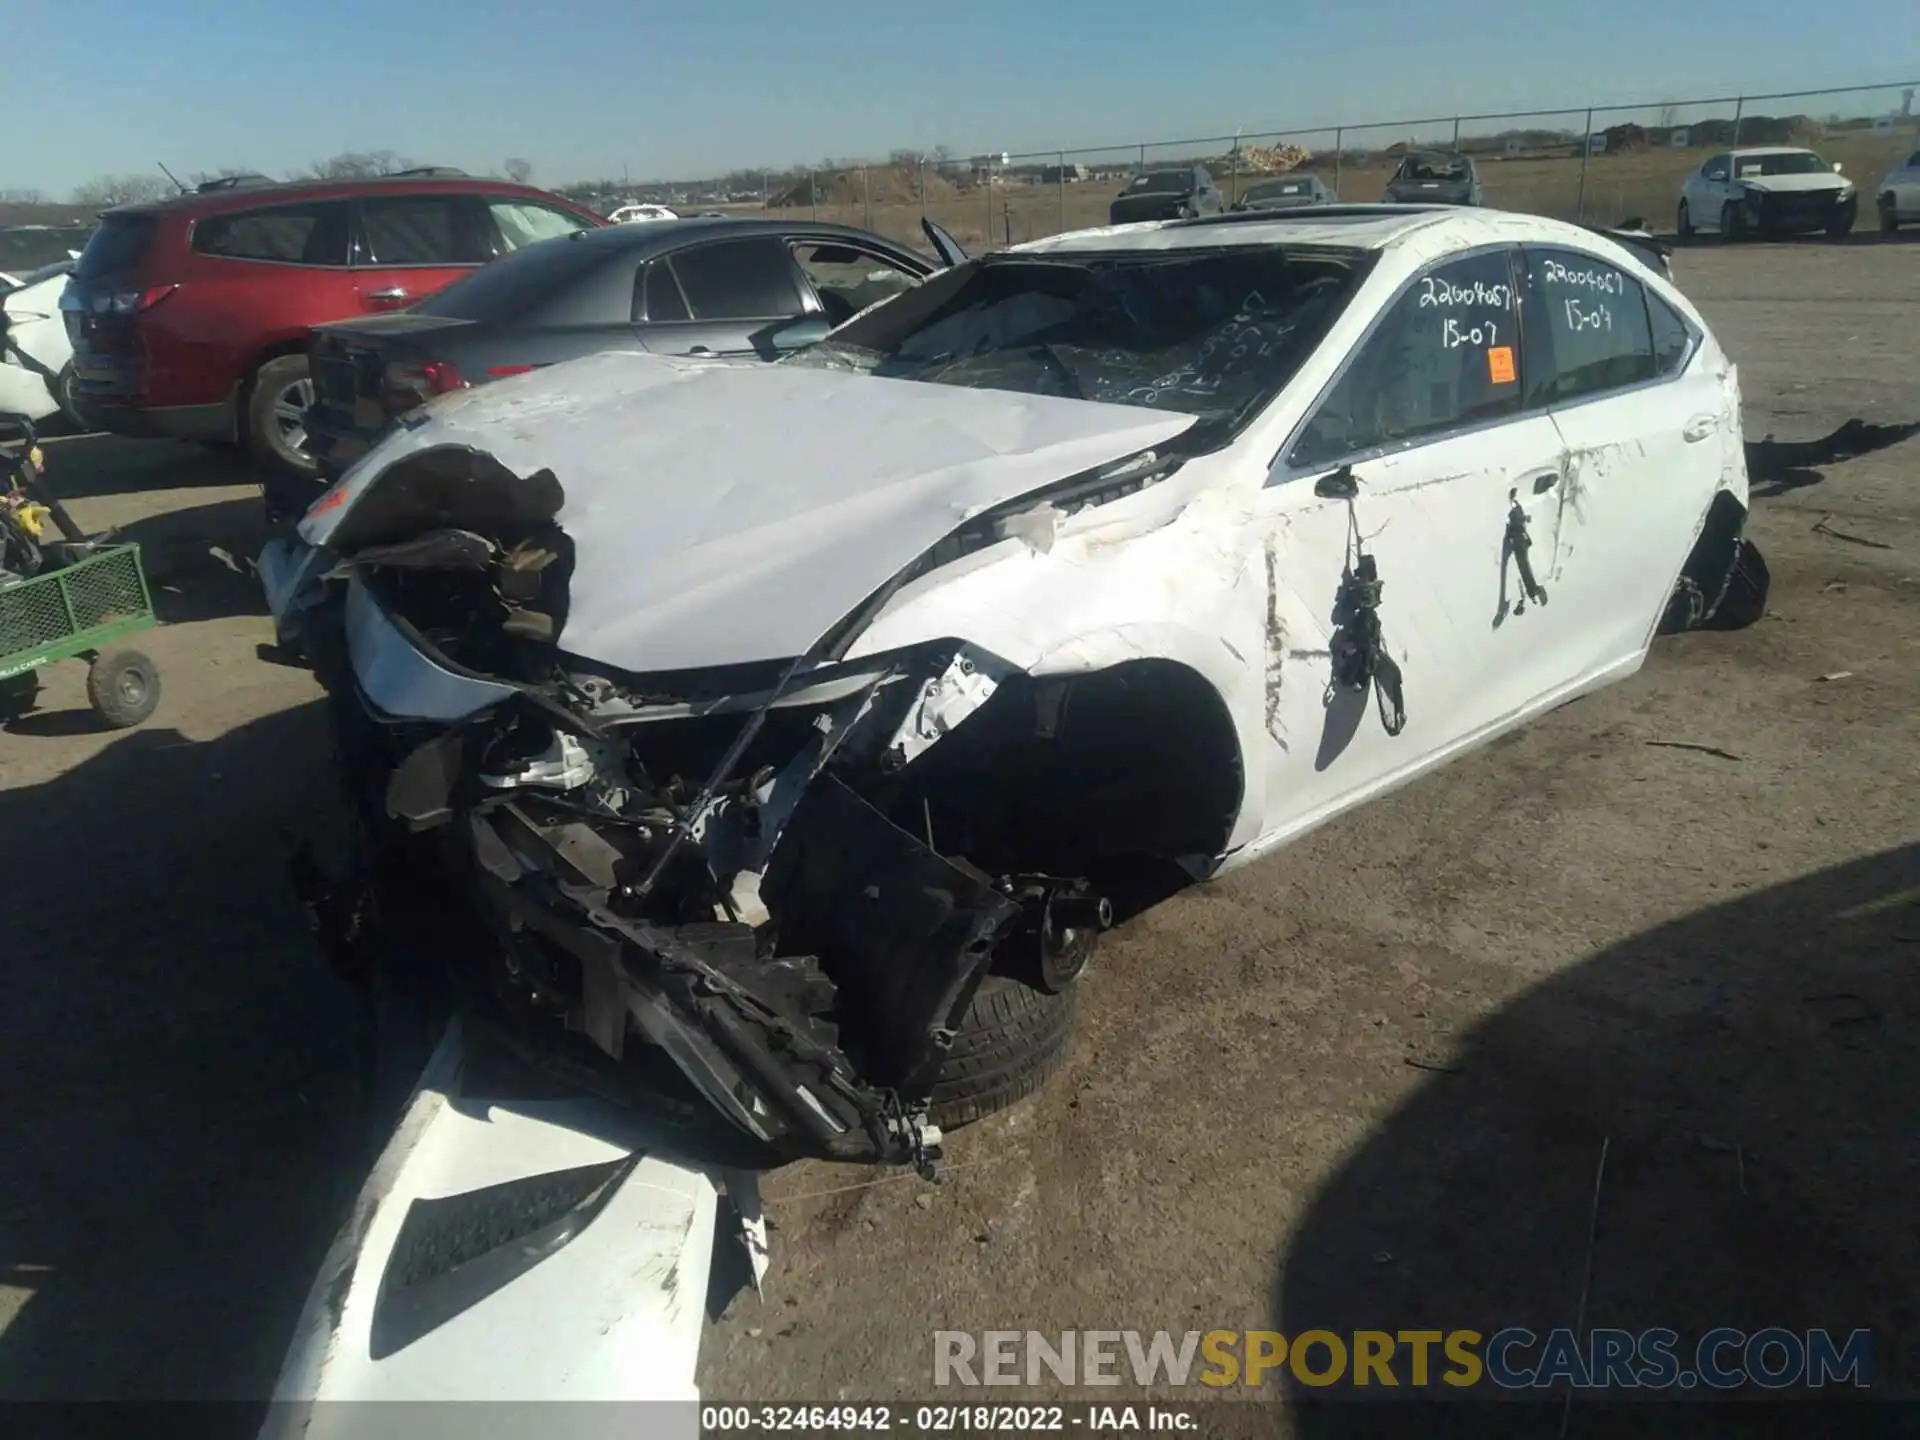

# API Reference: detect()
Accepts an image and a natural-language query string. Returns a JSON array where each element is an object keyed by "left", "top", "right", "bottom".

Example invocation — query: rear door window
[
  {"left": 1290, "top": 248, "right": 1522, "bottom": 467},
  {"left": 666, "top": 238, "right": 805, "bottom": 320},
  {"left": 1519, "top": 248, "right": 1656, "bottom": 405},
  {"left": 192, "top": 203, "right": 350, "bottom": 265},
  {"left": 358, "top": 196, "right": 489, "bottom": 265},
  {"left": 636, "top": 260, "right": 691, "bottom": 322},
  {"left": 1646, "top": 289, "right": 1695, "bottom": 376}
]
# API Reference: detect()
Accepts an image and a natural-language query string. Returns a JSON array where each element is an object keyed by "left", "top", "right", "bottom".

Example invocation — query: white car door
[
  {"left": 1690, "top": 155, "right": 1732, "bottom": 230},
  {"left": 1251, "top": 245, "right": 1578, "bottom": 844},
  {"left": 1894, "top": 152, "right": 1920, "bottom": 220},
  {"left": 1516, "top": 244, "right": 1733, "bottom": 676}
]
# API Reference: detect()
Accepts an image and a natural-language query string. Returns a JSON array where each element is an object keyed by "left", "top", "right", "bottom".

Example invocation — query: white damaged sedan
[{"left": 261, "top": 205, "right": 1764, "bottom": 1170}]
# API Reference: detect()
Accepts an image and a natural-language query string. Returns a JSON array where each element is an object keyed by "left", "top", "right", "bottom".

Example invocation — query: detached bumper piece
[{"left": 463, "top": 769, "right": 1020, "bottom": 1165}]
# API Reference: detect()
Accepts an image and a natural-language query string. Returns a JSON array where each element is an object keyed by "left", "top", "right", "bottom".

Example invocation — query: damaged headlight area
[{"left": 296, "top": 551, "right": 1109, "bottom": 1167}]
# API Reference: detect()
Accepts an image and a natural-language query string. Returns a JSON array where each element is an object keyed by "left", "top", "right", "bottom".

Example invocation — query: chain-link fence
[{"left": 597, "top": 79, "right": 1919, "bottom": 256}]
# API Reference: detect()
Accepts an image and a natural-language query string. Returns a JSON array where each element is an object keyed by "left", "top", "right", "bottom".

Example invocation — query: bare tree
[
  {"left": 1655, "top": 104, "right": 1681, "bottom": 130},
  {"left": 189, "top": 167, "right": 262, "bottom": 187},
  {"left": 503, "top": 157, "right": 534, "bottom": 185},
  {"left": 297, "top": 150, "right": 415, "bottom": 180},
  {"left": 70, "top": 173, "right": 173, "bottom": 207},
  {"left": 0, "top": 187, "right": 48, "bottom": 205}
]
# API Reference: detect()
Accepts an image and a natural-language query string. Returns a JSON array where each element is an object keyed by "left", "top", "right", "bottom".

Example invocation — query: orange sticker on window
[{"left": 1488, "top": 346, "right": 1516, "bottom": 385}]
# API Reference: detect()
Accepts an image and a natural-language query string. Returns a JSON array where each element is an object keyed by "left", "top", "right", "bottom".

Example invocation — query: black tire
[
  {"left": 1720, "top": 202, "right": 1745, "bottom": 242},
  {"left": 1827, "top": 211, "right": 1855, "bottom": 239},
  {"left": 1881, "top": 197, "right": 1900, "bottom": 233},
  {"left": 86, "top": 648, "right": 160, "bottom": 728},
  {"left": 0, "top": 669, "right": 39, "bottom": 721},
  {"left": 928, "top": 974, "right": 1078, "bottom": 1129},
  {"left": 1676, "top": 200, "right": 1694, "bottom": 240},
  {"left": 1704, "top": 539, "right": 1769, "bottom": 631},
  {"left": 54, "top": 364, "right": 86, "bottom": 431},
  {"left": 246, "top": 354, "right": 319, "bottom": 478}
]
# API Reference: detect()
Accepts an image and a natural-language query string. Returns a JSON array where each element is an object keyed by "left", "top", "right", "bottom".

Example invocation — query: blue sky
[{"left": 4, "top": 0, "right": 1910, "bottom": 196}]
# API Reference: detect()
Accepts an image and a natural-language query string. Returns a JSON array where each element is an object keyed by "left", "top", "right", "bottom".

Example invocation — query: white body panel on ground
[{"left": 260, "top": 1023, "right": 714, "bottom": 1440}]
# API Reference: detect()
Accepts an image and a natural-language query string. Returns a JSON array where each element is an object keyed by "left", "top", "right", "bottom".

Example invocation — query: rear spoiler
[{"left": 1584, "top": 221, "right": 1672, "bottom": 278}]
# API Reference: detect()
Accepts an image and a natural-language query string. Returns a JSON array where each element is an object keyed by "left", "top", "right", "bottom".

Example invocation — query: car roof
[
  {"left": 559, "top": 215, "right": 925, "bottom": 254},
  {"left": 101, "top": 174, "right": 582, "bottom": 219},
  {"left": 1008, "top": 205, "right": 1651, "bottom": 263},
  {"left": 1012, "top": 205, "right": 1456, "bottom": 254},
  {"left": 1727, "top": 146, "right": 1819, "bottom": 157}
]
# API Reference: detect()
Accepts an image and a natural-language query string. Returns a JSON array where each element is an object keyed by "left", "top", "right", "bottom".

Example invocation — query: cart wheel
[
  {"left": 87, "top": 649, "right": 160, "bottom": 729},
  {"left": 0, "top": 670, "right": 39, "bottom": 721}
]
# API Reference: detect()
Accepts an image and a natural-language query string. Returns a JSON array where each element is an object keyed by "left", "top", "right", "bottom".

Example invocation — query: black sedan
[
  {"left": 1230, "top": 173, "right": 1337, "bottom": 212},
  {"left": 303, "top": 216, "right": 964, "bottom": 485},
  {"left": 1107, "top": 166, "right": 1224, "bottom": 225}
]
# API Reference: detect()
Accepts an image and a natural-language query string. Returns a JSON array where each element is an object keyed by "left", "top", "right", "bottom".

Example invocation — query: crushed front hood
[
  {"left": 302, "top": 350, "right": 1193, "bottom": 674},
  {"left": 1738, "top": 173, "right": 1848, "bottom": 195}
]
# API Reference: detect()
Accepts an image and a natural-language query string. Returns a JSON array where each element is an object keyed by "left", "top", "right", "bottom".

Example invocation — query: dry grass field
[{"left": 760, "top": 127, "right": 1915, "bottom": 252}]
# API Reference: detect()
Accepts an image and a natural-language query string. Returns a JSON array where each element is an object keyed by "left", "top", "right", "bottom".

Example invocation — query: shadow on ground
[
  {"left": 1746, "top": 419, "right": 1920, "bottom": 500},
  {"left": 111, "top": 495, "right": 276, "bottom": 625},
  {"left": 0, "top": 704, "right": 361, "bottom": 1415},
  {"left": 37, "top": 435, "right": 257, "bottom": 503},
  {"left": 1275, "top": 844, "right": 1920, "bottom": 1433}
]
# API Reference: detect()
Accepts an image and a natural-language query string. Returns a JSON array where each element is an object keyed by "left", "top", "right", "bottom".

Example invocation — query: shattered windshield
[
  {"left": 1734, "top": 151, "right": 1831, "bottom": 177},
  {"left": 787, "top": 247, "right": 1370, "bottom": 440},
  {"left": 1127, "top": 171, "right": 1194, "bottom": 193},
  {"left": 1248, "top": 179, "right": 1314, "bottom": 199}
]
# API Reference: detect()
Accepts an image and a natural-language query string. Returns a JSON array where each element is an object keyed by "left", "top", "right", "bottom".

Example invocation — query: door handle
[
  {"left": 366, "top": 287, "right": 410, "bottom": 303},
  {"left": 1531, "top": 472, "right": 1559, "bottom": 494},
  {"left": 686, "top": 345, "right": 713, "bottom": 355},
  {"left": 1683, "top": 414, "right": 1719, "bottom": 443}
]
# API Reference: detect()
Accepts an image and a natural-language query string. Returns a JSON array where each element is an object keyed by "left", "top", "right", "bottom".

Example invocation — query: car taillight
[
  {"left": 382, "top": 359, "right": 469, "bottom": 409},
  {"left": 105, "top": 284, "right": 177, "bottom": 316},
  {"left": 487, "top": 364, "right": 535, "bottom": 378}
]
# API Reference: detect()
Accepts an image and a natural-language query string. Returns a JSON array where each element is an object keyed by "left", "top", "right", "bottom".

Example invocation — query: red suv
[{"left": 62, "top": 173, "right": 603, "bottom": 473}]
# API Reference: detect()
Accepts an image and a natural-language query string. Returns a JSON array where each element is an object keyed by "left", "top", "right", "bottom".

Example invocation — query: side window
[
  {"left": 1290, "top": 249, "right": 1521, "bottom": 468},
  {"left": 792, "top": 242, "right": 919, "bottom": 325},
  {"left": 1520, "top": 248, "right": 1655, "bottom": 405},
  {"left": 360, "top": 196, "right": 488, "bottom": 266},
  {"left": 666, "top": 238, "right": 805, "bottom": 320},
  {"left": 637, "top": 259, "right": 690, "bottom": 323},
  {"left": 192, "top": 203, "right": 348, "bottom": 265},
  {"left": 1703, "top": 156, "right": 1729, "bottom": 181},
  {"left": 1647, "top": 290, "right": 1694, "bottom": 376},
  {"left": 488, "top": 201, "right": 591, "bottom": 253}
]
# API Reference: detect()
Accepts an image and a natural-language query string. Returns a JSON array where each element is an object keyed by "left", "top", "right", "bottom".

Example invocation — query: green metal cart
[
  {"left": 0, "top": 411, "right": 161, "bottom": 728},
  {"left": 0, "top": 542, "right": 161, "bottom": 727}
]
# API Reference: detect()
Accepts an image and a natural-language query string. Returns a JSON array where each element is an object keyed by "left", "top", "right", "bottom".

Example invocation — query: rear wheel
[
  {"left": 0, "top": 670, "right": 39, "bottom": 721},
  {"left": 53, "top": 364, "right": 86, "bottom": 430},
  {"left": 246, "top": 355, "right": 319, "bottom": 478}
]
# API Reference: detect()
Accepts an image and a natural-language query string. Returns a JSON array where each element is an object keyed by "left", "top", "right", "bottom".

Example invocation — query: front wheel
[
  {"left": 246, "top": 354, "right": 319, "bottom": 478},
  {"left": 1827, "top": 211, "right": 1855, "bottom": 239},
  {"left": 928, "top": 973, "right": 1080, "bottom": 1129},
  {"left": 53, "top": 364, "right": 86, "bottom": 431},
  {"left": 87, "top": 648, "right": 160, "bottom": 728},
  {"left": 1880, "top": 196, "right": 1901, "bottom": 233},
  {"left": 1719, "top": 202, "right": 1746, "bottom": 241},
  {"left": 1676, "top": 200, "right": 1694, "bottom": 240}
]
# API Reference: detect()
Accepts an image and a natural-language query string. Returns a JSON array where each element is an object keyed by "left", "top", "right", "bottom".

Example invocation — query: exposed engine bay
[{"left": 284, "top": 451, "right": 1143, "bottom": 1169}]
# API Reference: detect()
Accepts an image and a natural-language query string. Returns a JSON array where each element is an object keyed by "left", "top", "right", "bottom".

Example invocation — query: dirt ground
[{"left": 0, "top": 239, "right": 1915, "bottom": 1429}]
